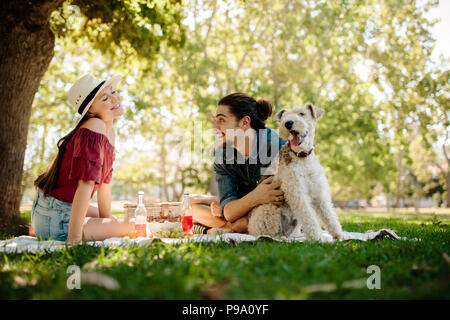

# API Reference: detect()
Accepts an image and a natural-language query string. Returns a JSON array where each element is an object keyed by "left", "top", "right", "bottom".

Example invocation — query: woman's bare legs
[
  {"left": 81, "top": 217, "right": 134, "bottom": 241},
  {"left": 81, "top": 199, "right": 248, "bottom": 240}
]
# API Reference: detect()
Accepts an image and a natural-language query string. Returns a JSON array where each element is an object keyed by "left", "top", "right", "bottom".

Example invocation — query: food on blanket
[
  {"left": 159, "top": 227, "right": 185, "bottom": 238},
  {"left": 147, "top": 221, "right": 184, "bottom": 238}
]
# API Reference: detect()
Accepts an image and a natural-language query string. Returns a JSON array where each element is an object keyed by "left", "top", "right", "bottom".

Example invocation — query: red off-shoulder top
[{"left": 48, "top": 127, "right": 115, "bottom": 203}]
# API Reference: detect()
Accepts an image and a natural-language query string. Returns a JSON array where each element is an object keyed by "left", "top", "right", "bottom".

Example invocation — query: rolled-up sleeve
[{"left": 214, "top": 165, "right": 239, "bottom": 219}]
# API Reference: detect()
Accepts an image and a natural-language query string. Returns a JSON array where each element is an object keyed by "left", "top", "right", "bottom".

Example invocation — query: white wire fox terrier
[{"left": 247, "top": 103, "right": 343, "bottom": 241}]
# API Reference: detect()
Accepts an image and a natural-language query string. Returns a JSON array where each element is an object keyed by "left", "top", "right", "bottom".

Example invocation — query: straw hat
[{"left": 68, "top": 74, "right": 121, "bottom": 124}]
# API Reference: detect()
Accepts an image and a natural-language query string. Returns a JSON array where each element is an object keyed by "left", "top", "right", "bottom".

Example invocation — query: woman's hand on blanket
[
  {"left": 249, "top": 176, "right": 285, "bottom": 206},
  {"left": 108, "top": 215, "right": 119, "bottom": 221},
  {"left": 66, "top": 237, "right": 82, "bottom": 244}
]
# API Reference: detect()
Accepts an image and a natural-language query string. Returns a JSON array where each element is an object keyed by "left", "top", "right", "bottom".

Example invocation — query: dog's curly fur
[{"left": 248, "top": 103, "right": 343, "bottom": 241}]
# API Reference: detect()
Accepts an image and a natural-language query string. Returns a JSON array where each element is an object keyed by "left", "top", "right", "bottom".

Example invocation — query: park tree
[
  {"left": 408, "top": 67, "right": 450, "bottom": 207},
  {"left": 117, "top": 0, "right": 447, "bottom": 206},
  {"left": 172, "top": 0, "right": 440, "bottom": 204},
  {"left": 414, "top": 68, "right": 450, "bottom": 207},
  {"left": 409, "top": 129, "right": 447, "bottom": 208},
  {"left": 360, "top": 1, "right": 449, "bottom": 207},
  {"left": 0, "top": 0, "right": 185, "bottom": 228}
]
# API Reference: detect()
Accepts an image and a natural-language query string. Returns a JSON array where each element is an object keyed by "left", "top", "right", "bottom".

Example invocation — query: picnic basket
[{"left": 123, "top": 202, "right": 183, "bottom": 222}]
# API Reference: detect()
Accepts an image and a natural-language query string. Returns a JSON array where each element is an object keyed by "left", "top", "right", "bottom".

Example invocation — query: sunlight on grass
[
  {"left": 19, "top": 207, "right": 450, "bottom": 225},
  {"left": 2, "top": 208, "right": 448, "bottom": 299},
  {"left": 337, "top": 208, "right": 450, "bottom": 223}
]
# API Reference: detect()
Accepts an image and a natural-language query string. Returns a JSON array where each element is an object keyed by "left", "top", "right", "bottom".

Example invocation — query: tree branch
[
  {"left": 443, "top": 129, "right": 449, "bottom": 163},
  {"left": 201, "top": 2, "right": 223, "bottom": 95},
  {"left": 233, "top": 14, "right": 264, "bottom": 81}
]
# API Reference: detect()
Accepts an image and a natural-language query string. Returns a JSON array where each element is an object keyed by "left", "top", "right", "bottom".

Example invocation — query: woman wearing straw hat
[{"left": 32, "top": 74, "right": 134, "bottom": 243}]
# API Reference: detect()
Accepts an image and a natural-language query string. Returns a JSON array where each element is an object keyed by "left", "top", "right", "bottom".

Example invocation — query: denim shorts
[{"left": 31, "top": 189, "right": 72, "bottom": 241}]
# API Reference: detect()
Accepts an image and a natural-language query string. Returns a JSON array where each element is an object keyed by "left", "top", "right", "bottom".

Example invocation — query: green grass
[{"left": 1, "top": 209, "right": 449, "bottom": 299}]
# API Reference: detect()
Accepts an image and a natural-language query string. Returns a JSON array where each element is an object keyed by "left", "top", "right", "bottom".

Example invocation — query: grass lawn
[{"left": 0, "top": 209, "right": 449, "bottom": 299}]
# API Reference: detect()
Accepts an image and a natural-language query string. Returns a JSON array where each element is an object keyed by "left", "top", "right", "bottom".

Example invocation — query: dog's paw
[
  {"left": 332, "top": 232, "right": 344, "bottom": 241},
  {"left": 305, "top": 233, "right": 333, "bottom": 243}
]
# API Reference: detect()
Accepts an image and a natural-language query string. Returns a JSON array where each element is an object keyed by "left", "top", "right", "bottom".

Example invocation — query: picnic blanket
[{"left": 0, "top": 229, "right": 411, "bottom": 254}]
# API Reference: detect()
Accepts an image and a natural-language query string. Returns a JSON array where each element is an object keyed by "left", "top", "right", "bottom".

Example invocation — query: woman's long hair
[{"left": 34, "top": 114, "right": 92, "bottom": 196}]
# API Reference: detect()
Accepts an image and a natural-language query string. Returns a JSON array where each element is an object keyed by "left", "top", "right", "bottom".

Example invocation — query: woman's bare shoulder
[
  {"left": 109, "top": 128, "right": 115, "bottom": 146},
  {"left": 80, "top": 118, "right": 106, "bottom": 135}
]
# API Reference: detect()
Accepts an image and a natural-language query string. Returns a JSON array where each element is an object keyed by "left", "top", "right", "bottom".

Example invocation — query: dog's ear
[
  {"left": 306, "top": 103, "right": 324, "bottom": 120},
  {"left": 274, "top": 109, "right": 286, "bottom": 122}
]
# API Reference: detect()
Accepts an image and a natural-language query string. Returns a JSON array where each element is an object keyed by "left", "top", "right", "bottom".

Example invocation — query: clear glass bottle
[
  {"left": 181, "top": 192, "right": 193, "bottom": 237},
  {"left": 134, "top": 191, "right": 147, "bottom": 238}
]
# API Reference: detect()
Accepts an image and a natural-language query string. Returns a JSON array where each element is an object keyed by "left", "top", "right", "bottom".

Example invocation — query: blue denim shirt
[{"left": 213, "top": 127, "right": 287, "bottom": 219}]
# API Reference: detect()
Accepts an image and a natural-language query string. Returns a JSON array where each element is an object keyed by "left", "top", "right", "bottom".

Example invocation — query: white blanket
[{"left": 0, "top": 229, "right": 411, "bottom": 254}]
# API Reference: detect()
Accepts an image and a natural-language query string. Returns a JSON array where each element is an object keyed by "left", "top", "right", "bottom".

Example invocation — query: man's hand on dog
[{"left": 250, "top": 176, "right": 285, "bottom": 206}]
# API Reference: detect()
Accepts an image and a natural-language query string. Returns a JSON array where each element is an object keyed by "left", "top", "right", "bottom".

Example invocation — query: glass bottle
[
  {"left": 181, "top": 192, "right": 193, "bottom": 237},
  {"left": 134, "top": 191, "right": 147, "bottom": 238}
]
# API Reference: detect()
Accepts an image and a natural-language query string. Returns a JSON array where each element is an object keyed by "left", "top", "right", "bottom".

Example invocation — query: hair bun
[{"left": 255, "top": 99, "right": 273, "bottom": 121}]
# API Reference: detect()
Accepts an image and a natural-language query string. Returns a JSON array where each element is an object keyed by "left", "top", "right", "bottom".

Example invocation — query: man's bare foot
[
  {"left": 228, "top": 216, "right": 248, "bottom": 234},
  {"left": 210, "top": 201, "right": 222, "bottom": 218}
]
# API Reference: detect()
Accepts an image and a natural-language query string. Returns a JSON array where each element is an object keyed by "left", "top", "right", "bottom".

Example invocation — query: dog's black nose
[{"left": 285, "top": 121, "right": 294, "bottom": 130}]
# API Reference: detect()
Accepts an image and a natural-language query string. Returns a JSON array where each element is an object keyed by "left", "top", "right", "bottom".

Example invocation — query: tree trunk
[
  {"left": 159, "top": 132, "right": 170, "bottom": 202},
  {"left": 412, "top": 193, "right": 419, "bottom": 212},
  {"left": 271, "top": 37, "right": 279, "bottom": 108},
  {"left": 446, "top": 170, "right": 450, "bottom": 208},
  {"left": 0, "top": 1, "right": 63, "bottom": 227},
  {"left": 395, "top": 149, "right": 403, "bottom": 209},
  {"left": 39, "top": 120, "right": 48, "bottom": 170},
  {"left": 386, "top": 193, "right": 391, "bottom": 211}
]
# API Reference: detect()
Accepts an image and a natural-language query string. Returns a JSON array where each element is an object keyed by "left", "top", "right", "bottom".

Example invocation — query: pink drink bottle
[{"left": 134, "top": 191, "right": 147, "bottom": 238}]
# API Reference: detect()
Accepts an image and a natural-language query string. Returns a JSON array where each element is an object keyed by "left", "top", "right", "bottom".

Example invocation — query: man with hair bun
[{"left": 190, "top": 93, "right": 287, "bottom": 235}]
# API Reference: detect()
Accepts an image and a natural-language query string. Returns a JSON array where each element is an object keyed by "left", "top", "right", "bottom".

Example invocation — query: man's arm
[
  {"left": 223, "top": 176, "right": 284, "bottom": 223},
  {"left": 222, "top": 192, "right": 259, "bottom": 223}
]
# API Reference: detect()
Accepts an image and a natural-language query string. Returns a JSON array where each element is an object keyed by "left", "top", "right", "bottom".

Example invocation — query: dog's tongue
[{"left": 290, "top": 135, "right": 301, "bottom": 147}]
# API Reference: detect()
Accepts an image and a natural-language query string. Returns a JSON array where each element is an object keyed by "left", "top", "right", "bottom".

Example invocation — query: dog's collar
[{"left": 287, "top": 142, "right": 314, "bottom": 158}]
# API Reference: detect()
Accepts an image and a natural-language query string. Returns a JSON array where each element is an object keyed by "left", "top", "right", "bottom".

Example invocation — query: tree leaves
[
  {"left": 24, "top": 0, "right": 449, "bottom": 204},
  {"left": 51, "top": 0, "right": 186, "bottom": 63}
]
